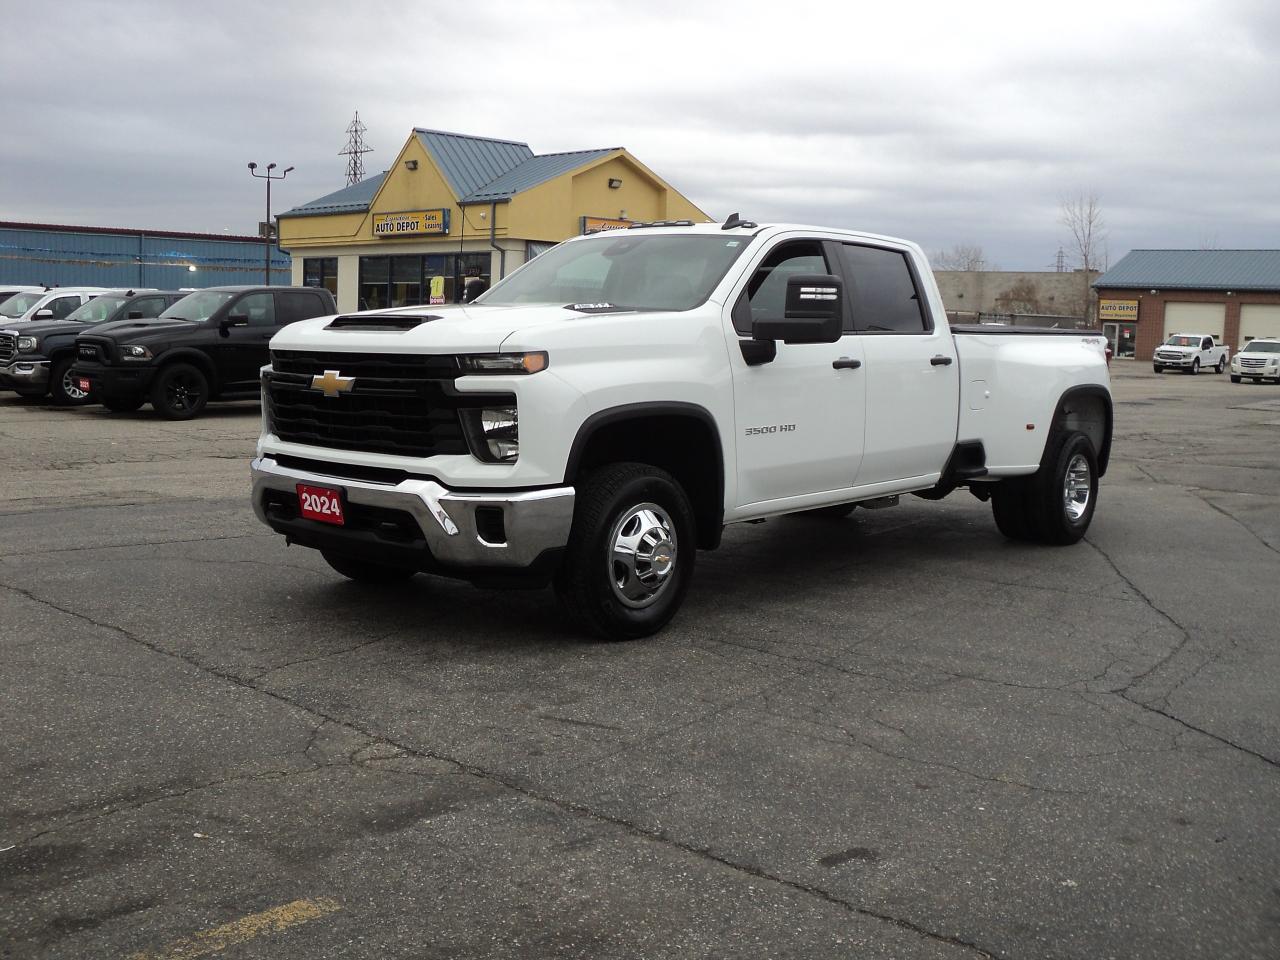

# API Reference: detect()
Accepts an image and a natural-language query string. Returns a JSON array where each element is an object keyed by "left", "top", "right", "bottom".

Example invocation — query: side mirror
[
  {"left": 219, "top": 314, "right": 249, "bottom": 335},
  {"left": 127, "top": 310, "right": 144, "bottom": 320},
  {"left": 34, "top": 309, "right": 54, "bottom": 320},
  {"left": 752, "top": 275, "right": 843, "bottom": 344}
]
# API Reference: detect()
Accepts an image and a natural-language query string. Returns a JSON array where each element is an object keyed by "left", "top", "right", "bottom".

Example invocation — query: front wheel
[
  {"left": 1153, "top": 365, "right": 1163, "bottom": 374},
  {"left": 50, "top": 357, "right": 89, "bottom": 405},
  {"left": 322, "top": 552, "right": 418, "bottom": 583},
  {"left": 1190, "top": 358, "right": 1200, "bottom": 375},
  {"left": 1230, "top": 375, "right": 1241, "bottom": 383},
  {"left": 150, "top": 363, "right": 209, "bottom": 420},
  {"left": 555, "top": 463, "right": 695, "bottom": 641}
]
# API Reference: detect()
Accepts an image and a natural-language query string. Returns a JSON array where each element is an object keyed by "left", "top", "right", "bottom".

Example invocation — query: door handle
[
  {"left": 930, "top": 355, "right": 953, "bottom": 366},
  {"left": 832, "top": 357, "right": 862, "bottom": 370}
]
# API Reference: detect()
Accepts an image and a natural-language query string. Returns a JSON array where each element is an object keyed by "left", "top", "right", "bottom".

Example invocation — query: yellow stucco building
[{"left": 278, "top": 128, "right": 710, "bottom": 313}]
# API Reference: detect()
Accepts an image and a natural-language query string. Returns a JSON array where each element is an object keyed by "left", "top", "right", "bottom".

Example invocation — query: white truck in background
[
  {"left": 1153, "top": 333, "right": 1229, "bottom": 374},
  {"left": 250, "top": 217, "right": 1113, "bottom": 640}
]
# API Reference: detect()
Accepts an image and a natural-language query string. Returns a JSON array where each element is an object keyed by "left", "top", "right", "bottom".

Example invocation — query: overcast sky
[{"left": 3, "top": 0, "right": 1278, "bottom": 269}]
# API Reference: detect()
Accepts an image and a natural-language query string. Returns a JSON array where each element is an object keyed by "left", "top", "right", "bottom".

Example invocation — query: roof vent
[{"left": 325, "top": 313, "right": 440, "bottom": 331}]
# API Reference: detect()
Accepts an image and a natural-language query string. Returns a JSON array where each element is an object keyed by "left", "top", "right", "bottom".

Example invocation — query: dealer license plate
[
  {"left": 76, "top": 377, "right": 91, "bottom": 393},
  {"left": 297, "top": 483, "right": 345, "bottom": 526}
]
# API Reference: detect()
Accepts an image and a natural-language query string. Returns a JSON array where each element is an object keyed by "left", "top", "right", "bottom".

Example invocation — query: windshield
[
  {"left": 65, "top": 295, "right": 126, "bottom": 323},
  {"left": 479, "top": 233, "right": 753, "bottom": 311},
  {"left": 0, "top": 292, "right": 44, "bottom": 317},
  {"left": 159, "top": 290, "right": 235, "bottom": 322},
  {"left": 1242, "top": 340, "right": 1280, "bottom": 354},
  {"left": 1165, "top": 336, "right": 1203, "bottom": 347}
]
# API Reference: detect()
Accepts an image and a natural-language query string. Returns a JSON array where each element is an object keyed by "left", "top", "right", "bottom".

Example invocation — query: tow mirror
[{"left": 752, "top": 275, "right": 843, "bottom": 344}]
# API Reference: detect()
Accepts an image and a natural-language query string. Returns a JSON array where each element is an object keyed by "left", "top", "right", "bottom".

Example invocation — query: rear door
[
  {"left": 727, "top": 237, "right": 866, "bottom": 509},
  {"left": 833, "top": 242, "right": 959, "bottom": 486}
]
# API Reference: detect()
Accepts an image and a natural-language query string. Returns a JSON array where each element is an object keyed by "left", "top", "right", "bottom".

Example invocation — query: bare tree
[
  {"left": 1059, "top": 190, "right": 1107, "bottom": 271},
  {"left": 1059, "top": 190, "right": 1106, "bottom": 323},
  {"left": 930, "top": 243, "right": 994, "bottom": 271}
]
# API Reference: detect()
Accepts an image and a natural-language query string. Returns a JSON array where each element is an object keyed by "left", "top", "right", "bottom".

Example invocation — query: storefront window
[
  {"left": 358, "top": 253, "right": 490, "bottom": 309},
  {"left": 302, "top": 257, "right": 338, "bottom": 296}
]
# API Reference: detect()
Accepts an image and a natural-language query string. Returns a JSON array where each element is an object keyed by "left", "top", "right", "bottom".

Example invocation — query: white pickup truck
[
  {"left": 250, "top": 218, "right": 1112, "bottom": 640},
  {"left": 1152, "top": 333, "right": 1230, "bottom": 374}
]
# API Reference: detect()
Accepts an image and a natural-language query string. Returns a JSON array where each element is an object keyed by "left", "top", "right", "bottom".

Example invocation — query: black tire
[
  {"left": 49, "top": 356, "right": 89, "bottom": 406},
  {"left": 1230, "top": 375, "right": 1241, "bottom": 383},
  {"left": 322, "top": 551, "right": 417, "bottom": 583},
  {"left": 1153, "top": 365, "right": 1163, "bottom": 373},
  {"left": 1189, "top": 358, "right": 1200, "bottom": 375},
  {"left": 102, "top": 396, "right": 145, "bottom": 413},
  {"left": 554, "top": 462, "right": 695, "bottom": 641},
  {"left": 149, "top": 363, "right": 209, "bottom": 420},
  {"left": 801, "top": 503, "right": 857, "bottom": 519},
  {"left": 1027, "top": 431, "right": 1098, "bottom": 545},
  {"left": 1216, "top": 357, "right": 1226, "bottom": 373}
]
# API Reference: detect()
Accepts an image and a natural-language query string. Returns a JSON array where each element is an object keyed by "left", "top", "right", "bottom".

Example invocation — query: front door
[
  {"left": 727, "top": 238, "right": 866, "bottom": 509},
  {"left": 215, "top": 292, "right": 277, "bottom": 391}
]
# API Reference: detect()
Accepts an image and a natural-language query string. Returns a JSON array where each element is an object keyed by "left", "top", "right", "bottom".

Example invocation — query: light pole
[{"left": 247, "top": 162, "right": 293, "bottom": 285}]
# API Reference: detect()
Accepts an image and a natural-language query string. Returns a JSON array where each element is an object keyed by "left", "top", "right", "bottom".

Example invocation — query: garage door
[
  {"left": 1162, "top": 302, "right": 1225, "bottom": 343},
  {"left": 1239, "top": 304, "right": 1280, "bottom": 349}
]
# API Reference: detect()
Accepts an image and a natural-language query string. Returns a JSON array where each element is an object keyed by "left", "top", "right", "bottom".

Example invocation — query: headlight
[
  {"left": 120, "top": 344, "right": 153, "bottom": 361},
  {"left": 16, "top": 336, "right": 37, "bottom": 352},
  {"left": 462, "top": 406, "right": 519, "bottom": 462},
  {"left": 459, "top": 352, "right": 547, "bottom": 374}
]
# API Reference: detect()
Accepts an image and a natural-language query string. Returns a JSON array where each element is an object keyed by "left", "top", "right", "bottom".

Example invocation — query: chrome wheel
[
  {"left": 608, "top": 501, "right": 677, "bottom": 609},
  {"left": 1063, "top": 453, "right": 1092, "bottom": 521}
]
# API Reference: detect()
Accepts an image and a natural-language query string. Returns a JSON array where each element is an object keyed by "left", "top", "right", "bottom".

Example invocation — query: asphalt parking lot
[{"left": 2, "top": 365, "right": 1278, "bottom": 960}]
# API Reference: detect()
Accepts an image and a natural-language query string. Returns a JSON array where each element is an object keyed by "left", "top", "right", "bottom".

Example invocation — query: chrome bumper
[
  {"left": 1, "top": 359, "right": 50, "bottom": 385},
  {"left": 250, "top": 455, "right": 575, "bottom": 569}
]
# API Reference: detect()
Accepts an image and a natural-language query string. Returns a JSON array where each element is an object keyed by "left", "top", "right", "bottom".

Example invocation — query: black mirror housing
[
  {"left": 752, "top": 274, "right": 843, "bottom": 344},
  {"left": 127, "top": 310, "right": 144, "bottom": 320}
]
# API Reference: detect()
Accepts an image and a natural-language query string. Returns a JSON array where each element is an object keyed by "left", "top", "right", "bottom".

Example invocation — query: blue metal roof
[
  {"left": 460, "top": 148, "right": 618, "bottom": 203},
  {"left": 1095, "top": 250, "right": 1280, "bottom": 292},
  {"left": 280, "top": 172, "right": 387, "bottom": 218},
  {"left": 413, "top": 128, "right": 533, "bottom": 199}
]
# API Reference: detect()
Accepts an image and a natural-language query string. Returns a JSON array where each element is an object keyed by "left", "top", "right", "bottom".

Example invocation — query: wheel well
[
  {"left": 1054, "top": 387, "right": 1112, "bottom": 476},
  {"left": 568, "top": 410, "right": 724, "bottom": 550},
  {"left": 157, "top": 351, "right": 218, "bottom": 392}
]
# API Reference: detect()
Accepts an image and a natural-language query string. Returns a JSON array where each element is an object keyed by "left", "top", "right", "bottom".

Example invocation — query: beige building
[{"left": 277, "top": 128, "right": 709, "bottom": 314}]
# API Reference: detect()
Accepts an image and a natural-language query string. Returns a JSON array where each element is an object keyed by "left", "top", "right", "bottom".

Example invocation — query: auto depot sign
[
  {"left": 1099, "top": 299, "right": 1139, "bottom": 321},
  {"left": 372, "top": 209, "right": 450, "bottom": 236}
]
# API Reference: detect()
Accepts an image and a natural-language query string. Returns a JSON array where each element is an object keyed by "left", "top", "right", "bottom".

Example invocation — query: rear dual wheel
[{"left": 991, "top": 430, "right": 1098, "bottom": 545}]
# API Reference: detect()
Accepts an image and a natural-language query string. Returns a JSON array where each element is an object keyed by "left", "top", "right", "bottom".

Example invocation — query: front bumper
[
  {"left": 1153, "top": 354, "right": 1195, "bottom": 367},
  {"left": 0, "top": 358, "right": 49, "bottom": 389},
  {"left": 69, "top": 361, "right": 157, "bottom": 401},
  {"left": 250, "top": 454, "right": 576, "bottom": 576}
]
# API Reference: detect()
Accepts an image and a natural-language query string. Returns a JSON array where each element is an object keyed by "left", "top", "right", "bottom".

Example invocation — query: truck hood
[
  {"left": 270, "top": 302, "right": 647, "bottom": 354},
  {"left": 80, "top": 318, "right": 200, "bottom": 342},
  {"left": 1, "top": 318, "right": 103, "bottom": 338},
  {"left": 1156, "top": 345, "right": 1196, "bottom": 354}
]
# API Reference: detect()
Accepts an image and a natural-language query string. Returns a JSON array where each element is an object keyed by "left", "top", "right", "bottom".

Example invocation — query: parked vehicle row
[{"left": 1, "top": 285, "right": 337, "bottom": 416}]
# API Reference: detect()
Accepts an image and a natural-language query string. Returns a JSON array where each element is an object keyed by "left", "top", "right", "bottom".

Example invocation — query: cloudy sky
[{"left": 4, "top": 0, "right": 1278, "bottom": 269}]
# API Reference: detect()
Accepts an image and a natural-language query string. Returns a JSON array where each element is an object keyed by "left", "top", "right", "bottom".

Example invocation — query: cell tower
[{"left": 339, "top": 111, "right": 373, "bottom": 186}]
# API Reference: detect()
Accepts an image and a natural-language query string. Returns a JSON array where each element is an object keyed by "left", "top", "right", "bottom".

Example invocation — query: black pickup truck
[
  {"left": 71, "top": 285, "right": 337, "bottom": 419},
  {"left": 0, "top": 290, "right": 185, "bottom": 404}
]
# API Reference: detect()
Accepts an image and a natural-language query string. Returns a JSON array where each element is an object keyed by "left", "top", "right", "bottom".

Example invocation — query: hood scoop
[{"left": 326, "top": 313, "right": 441, "bottom": 331}]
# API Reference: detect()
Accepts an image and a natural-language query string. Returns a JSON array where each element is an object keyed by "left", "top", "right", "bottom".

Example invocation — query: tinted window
[
  {"left": 161, "top": 290, "right": 235, "bottom": 322},
  {"left": 235, "top": 292, "right": 276, "bottom": 327},
  {"left": 733, "top": 241, "right": 828, "bottom": 335},
  {"left": 129, "top": 297, "right": 168, "bottom": 319},
  {"left": 47, "top": 295, "right": 84, "bottom": 319},
  {"left": 276, "top": 291, "right": 327, "bottom": 325},
  {"left": 1201, "top": 337, "right": 1212, "bottom": 350},
  {"left": 840, "top": 244, "right": 927, "bottom": 333},
  {"left": 66, "top": 295, "right": 126, "bottom": 323}
]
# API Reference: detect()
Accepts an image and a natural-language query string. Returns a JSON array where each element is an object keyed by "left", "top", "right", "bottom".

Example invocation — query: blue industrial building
[{"left": 0, "top": 221, "right": 290, "bottom": 289}]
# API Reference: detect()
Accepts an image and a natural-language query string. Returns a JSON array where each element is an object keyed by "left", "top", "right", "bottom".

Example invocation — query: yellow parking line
[{"left": 127, "top": 897, "right": 341, "bottom": 959}]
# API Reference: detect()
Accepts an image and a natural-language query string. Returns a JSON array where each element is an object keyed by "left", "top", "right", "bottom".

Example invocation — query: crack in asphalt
[
  {"left": 0, "top": 580, "right": 1003, "bottom": 959},
  {"left": 1192, "top": 491, "right": 1280, "bottom": 558}
]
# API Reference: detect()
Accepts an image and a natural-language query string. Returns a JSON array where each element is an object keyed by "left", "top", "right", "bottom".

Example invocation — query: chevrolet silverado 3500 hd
[{"left": 250, "top": 218, "right": 1112, "bottom": 640}]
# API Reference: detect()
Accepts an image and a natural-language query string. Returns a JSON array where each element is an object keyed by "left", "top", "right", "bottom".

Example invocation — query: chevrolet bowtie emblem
[{"left": 310, "top": 370, "right": 355, "bottom": 397}]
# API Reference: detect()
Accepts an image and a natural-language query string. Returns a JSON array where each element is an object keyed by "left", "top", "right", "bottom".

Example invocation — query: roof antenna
[{"left": 722, "top": 212, "right": 756, "bottom": 230}]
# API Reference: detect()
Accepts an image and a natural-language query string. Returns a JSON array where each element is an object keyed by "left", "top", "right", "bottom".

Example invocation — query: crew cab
[
  {"left": 1153, "top": 333, "right": 1229, "bottom": 374},
  {"left": 1230, "top": 338, "right": 1280, "bottom": 383},
  {"left": 249, "top": 218, "right": 1112, "bottom": 640},
  {"left": 0, "top": 290, "right": 183, "bottom": 403},
  {"left": 71, "top": 285, "right": 337, "bottom": 418},
  {"left": 0, "top": 287, "right": 110, "bottom": 325}
]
